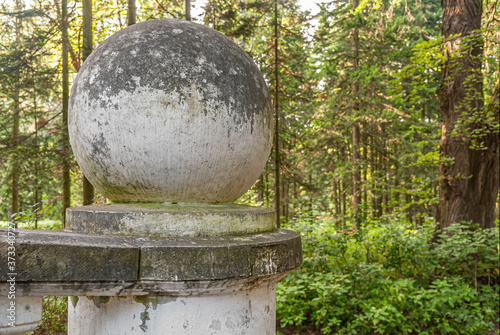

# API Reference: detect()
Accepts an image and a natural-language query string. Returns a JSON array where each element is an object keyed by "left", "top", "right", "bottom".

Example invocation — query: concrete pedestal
[
  {"left": 69, "top": 281, "right": 276, "bottom": 334},
  {"left": 0, "top": 204, "right": 302, "bottom": 334},
  {"left": 0, "top": 296, "right": 42, "bottom": 335},
  {"left": 65, "top": 204, "right": 301, "bottom": 334}
]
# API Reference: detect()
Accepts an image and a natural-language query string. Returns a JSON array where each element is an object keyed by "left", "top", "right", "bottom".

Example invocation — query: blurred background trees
[
  {"left": 1, "top": 0, "right": 497, "bottom": 229},
  {"left": 1, "top": 0, "right": 498, "bottom": 231}
]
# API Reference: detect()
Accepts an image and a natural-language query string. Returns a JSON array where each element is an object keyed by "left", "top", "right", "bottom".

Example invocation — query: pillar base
[
  {"left": 0, "top": 296, "right": 42, "bottom": 335},
  {"left": 0, "top": 204, "right": 302, "bottom": 335},
  {"left": 69, "top": 279, "right": 276, "bottom": 335}
]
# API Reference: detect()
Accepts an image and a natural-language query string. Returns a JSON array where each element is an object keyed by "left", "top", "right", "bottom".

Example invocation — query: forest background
[{"left": 0, "top": 0, "right": 499, "bottom": 333}]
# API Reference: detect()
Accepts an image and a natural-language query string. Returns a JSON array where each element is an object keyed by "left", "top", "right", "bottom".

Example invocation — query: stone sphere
[{"left": 69, "top": 19, "right": 273, "bottom": 203}]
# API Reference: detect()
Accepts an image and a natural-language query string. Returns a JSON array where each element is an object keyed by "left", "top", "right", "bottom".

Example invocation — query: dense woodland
[{"left": 0, "top": 0, "right": 499, "bottom": 333}]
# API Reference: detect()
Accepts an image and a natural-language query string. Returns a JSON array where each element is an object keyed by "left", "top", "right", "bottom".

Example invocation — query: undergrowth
[
  {"left": 28, "top": 296, "right": 68, "bottom": 335},
  {"left": 277, "top": 215, "right": 499, "bottom": 334}
]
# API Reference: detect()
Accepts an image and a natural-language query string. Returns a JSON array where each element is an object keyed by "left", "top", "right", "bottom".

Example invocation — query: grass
[{"left": 0, "top": 219, "right": 62, "bottom": 230}]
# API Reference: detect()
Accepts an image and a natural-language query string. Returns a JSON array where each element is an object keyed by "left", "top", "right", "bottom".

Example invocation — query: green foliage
[
  {"left": 0, "top": 0, "right": 78, "bottom": 222},
  {"left": 445, "top": 29, "right": 500, "bottom": 151},
  {"left": 277, "top": 217, "right": 499, "bottom": 334},
  {"left": 27, "top": 296, "right": 68, "bottom": 335},
  {"left": 7, "top": 198, "right": 56, "bottom": 228},
  {"left": 433, "top": 221, "right": 500, "bottom": 287}
]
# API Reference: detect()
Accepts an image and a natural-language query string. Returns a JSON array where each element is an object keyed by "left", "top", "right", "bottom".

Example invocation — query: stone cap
[
  {"left": 0, "top": 228, "right": 302, "bottom": 296},
  {"left": 66, "top": 203, "right": 275, "bottom": 237}
]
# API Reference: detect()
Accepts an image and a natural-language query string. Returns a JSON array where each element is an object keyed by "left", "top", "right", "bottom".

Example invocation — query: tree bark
[
  {"left": 10, "top": 0, "right": 22, "bottom": 224},
  {"left": 185, "top": 0, "right": 191, "bottom": 21},
  {"left": 127, "top": 0, "right": 136, "bottom": 25},
  {"left": 406, "top": 187, "right": 413, "bottom": 225},
  {"left": 436, "top": 0, "right": 499, "bottom": 229},
  {"left": 342, "top": 179, "right": 347, "bottom": 218},
  {"left": 370, "top": 136, "right": 376, "bottom": 216},
  {"left": 34, "top": 79, "right": 40, "bottom": 229},
  {"left": 351, "top": 0, "right": 361, "bottom": 228},
  {"left": 352, "top": 126, "right": 361, "bottom": 225},
  {"left": 274, "top": 0, "right": 280, "bottom": 228},
  {"left": 383, "top": 140, "right": 389, "bottom": 213},
  {"left": 333, "top": 180, "right": 340, "bottom": 216},
  {"left": 363, "top": 135, "right": 368, "bottom": 219},
  {"left": 282, "top": 178, "right": 289, "bottom": 223},
  {"left": 8, "top": 0, "right": 22, "bottom": 228},
  {"left": 82, "top": 0, "right": 95, "bottom": 206},
  {"left": 352, "top": 125, "right": 361, "bottom": 229},
  {"left": 256, "top": 173, "right": 264, "bottom": 203},
  {"left": 61, "top": 0, "right": 71, "bottom": 226},
  {"left": 375, "top": 149, "right": 382, "bottom": 217},
  {"left": 393, "top": 145, "right": 400, "bottom": 205},
  {"left": 308, "top": 174, "right": 313, "bottom": 221},
  {"left": 11, "top": 92, "right": 19, "bottom": 223}
]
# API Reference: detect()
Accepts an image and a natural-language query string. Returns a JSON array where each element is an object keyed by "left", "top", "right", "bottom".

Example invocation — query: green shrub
[
  {"left": 26, "top": 296, "right": 67, "bottom": 335},
  {"left": 277, "top": 217, "right": 499, "bottom": 334}
]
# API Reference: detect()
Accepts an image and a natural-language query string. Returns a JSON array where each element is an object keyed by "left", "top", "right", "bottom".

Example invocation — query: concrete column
[
  {"left": 70, "top": 283, "right": 276, "bottom": 334},
  {"left": 0, "top": 297, "right": 42, "bottom": 335},
  {"left": 65, "top": 18, "right": 302, "bottom": 334},
  {"left": 64, "top": 204, "right": 301, "bottom": 334}
]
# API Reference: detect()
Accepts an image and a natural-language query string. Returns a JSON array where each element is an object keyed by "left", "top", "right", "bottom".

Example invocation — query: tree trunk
[
  {"left": 375, "top": 149, "right": 382, "bottom": 217},
  {"left": 363, "top": 135, "right": 367, "bottom": 219},
  {"left": 342, "top": 179, "right": 347, "bottom": 218},
  {"left": 406, "top": 189, "right": 413, "bottom": 225},
  {"left": 436, "top": 0, "right": 499, "bottom": 229},
  {"left": 34, "top": 83, "right": 39, "bottom": 229},
  {"left": 10, "top": 0, "right": 22, "bottom": 224},
  {"left": 383, "top": 141, "right": 389, "bottom": 213},
  {"left": 82, "top": 0, "right": 95, "bottom": 206},
  {"left": 370, "top": 136, "right": 376, "bottom": 216},
  {"left": 282, "top": 178, "right": 289, "bottom": 223},
  {"left": 256, "top": 173, "right": 264, "bottom": 203},
  {"left": 335, "top": 150, "right": 341, "bottom": 216},
  {"left": 308, "top": 174, "right": 313, "bottom": 221},
  {"left": 378, "top": 151, "right": 384, "bottom": 216},
  {"left": 185, "top": 0, "right": 191, "bottom": 21},
  {"left": 333, "top": 180, "right": 340, "bottom": 216},
  {"left": 351, "top": 0, "right": 361, "bottom": 227},
  {"left": 293, "top": 179, "right": 298, "bottom": 220},
  {"left": 352, "top": 126, "right": 361, "bottom": 226},
  {"left": 127, "top": 0, "right": 136, "bottom": 25},
  {"left": 264, "top": 165, "right": 269, "bottom": 207},
  {"left": 393, "top": 144, "right": 400, "bottom": 205},
  {"left": 273, "top": 0, "right": 280, "bottom": 228},
  {"left": 61, "top": 0, "right": 71, "bottom": 226},
  {"left": 11, "top": 93, "right": 20, "bottom": 223}
]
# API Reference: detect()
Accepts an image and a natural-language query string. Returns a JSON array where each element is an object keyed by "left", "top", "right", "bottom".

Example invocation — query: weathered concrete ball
[{"left": 69, "top": 19, "right": 273, "bottom": 203}]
